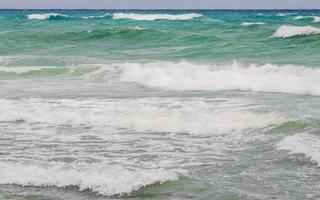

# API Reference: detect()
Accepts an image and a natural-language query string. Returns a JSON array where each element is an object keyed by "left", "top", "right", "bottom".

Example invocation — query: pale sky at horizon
[{"left": 1, "top": 0, "right": 320, "bottom": 9}]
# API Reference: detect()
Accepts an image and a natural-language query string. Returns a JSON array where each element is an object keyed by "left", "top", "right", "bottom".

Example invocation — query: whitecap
[
  {"left": 0, "top": 98, "right": 288, "bottom": 136},
  {"left": 0, "top": 162, "right": 179, "bottom": 196},
  {"left": 27, "top": 13, "right": 68, "bottom": 20},
  {"left": 82, "top": 14, "right": 110, "bottom": 19},
  {"left": 294, "top": 15, "right": 313, "bottom": 20},
  {"left": 112, "top": 13, "right": 202, "bottom": 21},
  {"left": 241, "top": 22, "right": 265, "bottom": 26},
  {"left": 273, "top": 25, "right": 320, "bottom": 38},
  {"left": 277, "top": 13, "right": 288, "bottom": 17},
  {"left": 276, "top": 133, "right": 320, "bottom": 165},
  {"left": 119, "top": 61, "right": 320, "bottom": 96},
  {"left": 0, "top": 66, "right": 58, "bottom": 74}
]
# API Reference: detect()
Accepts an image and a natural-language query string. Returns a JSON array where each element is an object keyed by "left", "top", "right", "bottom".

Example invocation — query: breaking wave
[
  {"left": 0, "top": 162, "right": 179, "bottom": 196},
  {"left": 294, "top": 16, "right": 320, "bottom": 23},
  {"left": 3, "top": 61, "right": 320, "bottom": 96},
  {"left": 241, "top": 22, "right": 265, "bottom": 26},
  {"left": 119, "top": 61, "right": 320, "bottom": 96},
  {"left": 273, "top": 25, "right": 320, "bottom": 38},
  {"left": 112, "top": 13, "right": 202, "bottom": 21},
  {"left": 82, "top": 14, "right": 110, "bottom": 19},
  {"left": 277, "top": 13, "right": 289, "bottom": 17},
  {"left": 27, "top": 13, "right": 69, "bottom": 20},
  {"left": 0, "top": 98, "right": 287, "bottom": 136},
  {"left": 276, "top": 133, "right": 320, "bottom": 166},
  {"left": 294, "top": 15, "right": 313, "bottom": 20}
]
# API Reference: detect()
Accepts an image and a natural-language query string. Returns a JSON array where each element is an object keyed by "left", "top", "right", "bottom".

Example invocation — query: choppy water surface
[{"left": 0, "top": 10, "right": 320, "bottom": 200}]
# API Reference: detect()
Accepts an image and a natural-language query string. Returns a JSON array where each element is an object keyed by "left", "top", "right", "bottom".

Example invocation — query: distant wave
[
  {"left": 82, "top": 14, "right": 110, "bottom": 19},
  {"left": 119, "top": 61, "right": 320, "bottom": 96},
  {"left": 273, "top": 25, "right": 320, "bottom": 38},
  {"left": 0, "top": 162, "right": 179, "bottom": 196},
  {"left": 277, "top": 13, "right": 289, "bottom": 17},
  {"left": 0, "top": 31, "right": 11, "bottom": 35},
  {"left": 27, "top": 13, "right": 69, "bottom": 20},
  {"left": 276, "top": 133, "right": 320, "bottom": 166},
  {"left": 112, "top": 13, "right": 202, "bottom": 21},
  {"left": 294, "top": 15, "right": 313, "bottom": 20},
  {"left": 241, "top": 22, "right": 265, "bottom": 26},
  {"left": 0, "top": 26, "right": 166, "bottom": 44},
  {"left": 293, "top": 16, "right": 320, "bottom": 23}
]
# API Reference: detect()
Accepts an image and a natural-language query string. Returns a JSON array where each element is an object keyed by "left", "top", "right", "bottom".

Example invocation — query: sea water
[{"left": 0, "top": 10, "right": 320, "bottom": 200}]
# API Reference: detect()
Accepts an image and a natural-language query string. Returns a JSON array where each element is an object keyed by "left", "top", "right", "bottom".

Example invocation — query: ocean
[{"left": 0, "top": 10, "right": 320, "bottom": 200}]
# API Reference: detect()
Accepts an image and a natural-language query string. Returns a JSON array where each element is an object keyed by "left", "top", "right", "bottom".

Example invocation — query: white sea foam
[
  {"left": 119, "top": 61, "right": 320, "bottom": 96},
  {"left": 277, "top": 13, "right": 288, "bottom": 17},
  {"left": 294, "top": 16, "right": 320, "bottom": 23},
  {"left": 112, "top": 13, "right": 202, "bottom": 21},
  {"left": 294, "top": 15, "right": 313, "bottom": 20},
  {"left": 4, "top": 61, "right": 320, "bottom": 97},
  {"left": 241, "top": 22, "right": 265, "bottom": 26},
  {"left": 0, "top": 66, "right": 54, "bottom": 74},
  {"left": 276, "top": 134, "right": 320, "bottom": 165},
  {"left": 0, "top": 162, "right": 178, "bottom": 196},
  {"left": 0, "top": 98, "right": 287, "bottom": 136},
  {"left": 273, "top": 25, "right": 320, "bottom": 38},
  {"left": 82, "top": 14, "right": 110, "bottom": 19},
  {"left": 27, "top": 13, "right": 68, "bottom": 20},
  {"left": 0, "top": 56, "right": 14, "bottom": 66}
]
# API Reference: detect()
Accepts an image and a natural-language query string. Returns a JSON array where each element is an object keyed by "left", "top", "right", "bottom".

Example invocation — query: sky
[{"left": 1, "top": 0, "right": 320, "bottom": 9}]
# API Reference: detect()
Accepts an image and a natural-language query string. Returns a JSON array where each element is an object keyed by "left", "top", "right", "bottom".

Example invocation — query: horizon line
[{"left": 1, "top": 8, "right": 320, "bottom": 10}]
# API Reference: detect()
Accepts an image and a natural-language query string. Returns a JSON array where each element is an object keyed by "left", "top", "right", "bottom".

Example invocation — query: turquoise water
[
  {"left": 1, "top": 10, "right": 320, "bottom": 66},
  {"left": 1, "top": 10, "right": 320, "bottom": 200}
]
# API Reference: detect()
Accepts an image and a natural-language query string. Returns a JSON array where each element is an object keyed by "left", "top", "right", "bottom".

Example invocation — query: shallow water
[{"left": 0, "top": 10, "right": 320, "bottom": 200}]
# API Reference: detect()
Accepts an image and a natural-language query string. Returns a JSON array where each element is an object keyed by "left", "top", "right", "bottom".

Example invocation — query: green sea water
[
  {"left": 0, "top": 10, "right": 320, "bottom": 200},
  {"left": 1, "top": 10, "right": 320, "bottom": 66}
]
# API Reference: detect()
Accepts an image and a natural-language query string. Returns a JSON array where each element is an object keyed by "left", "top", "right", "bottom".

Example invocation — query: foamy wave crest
[
  {"left": 273, "top": 25, "right": 320, "bottom": 38},
  {"left": 294, "top": 16, "right": 320, "bottom": 23},
  {"left": 27, "top": 13, "right": 68, "bottom": 20},
  {"left": 112, "top": 13, "right": 202, "bottom": 21},
  {"left": 0, "top": 66, "right": 54, "bottom": 74},
  {"left": 0, "top": 162, "right": 179, "bottom": 196},
  {"left": 277, "top": 13, "right": 288, "bottom": 17},
  {"left": 276, "top": 134, "right": 320, "bottom": 165},
  {"left": 0, "top": 98, "right": 287, "bottom": 135},
  {"left": 294, "top": 16, "right": 313, "bottom": 20},
  {"left": 82, "top": 14, "right": 110, "bottom": 19},
  {"left": 241, "top": 22, "right": 265, "bottom": 26},
  {"left": 119, "top": 61, "right": 320, "bottom": 96}
]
